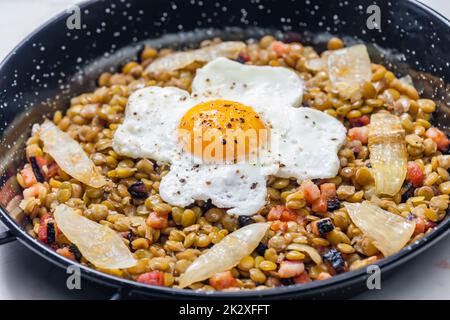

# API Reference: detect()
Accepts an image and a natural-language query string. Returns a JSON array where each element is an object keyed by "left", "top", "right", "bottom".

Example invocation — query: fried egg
[{"left": 113, "top": 57, "right": 346, "bottom": 215}]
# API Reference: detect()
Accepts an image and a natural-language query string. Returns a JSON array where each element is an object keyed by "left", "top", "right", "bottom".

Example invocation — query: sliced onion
[
  {"left": 286, "top": 243, "right": 322, "bottom": 265},
  {"left": 145, "top": 41, "right": 246, "bottom": 74},
  {"left": 368, "top": 112, "right": 407, "bottom": 196},
  {"left": 327, "top": 44, "right": 372, "bottom": 98},
  {"left": 54, "top": 204, "right": 137, "bottom": 269},
  {"left": 40, "top": 120, "right": 106, "bottom": 188},
  {"left": 344, "top": 202, "right": 415, "bottom": 257},
  {"left": 178, "top": 222, "right": 269, "bottom": 288}
]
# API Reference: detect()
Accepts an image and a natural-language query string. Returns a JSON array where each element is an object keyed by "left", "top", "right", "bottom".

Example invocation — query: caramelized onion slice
[
  {"left": 54, "top": 204, "right": 137, "bottom": 269},
  {"left": 344, "top": 202, "right": 415, "bottom": 257},
  {"left": 178, "top": 222, "right": 269, "bottom": 288},
  {"left": 369, "top": 112, "right": 407, "bottom": 196},
  {"left": 40, "top": 120, "right": 106, "bottom": 188},
  {"left": 145, "top": 41, "right": 246, "bottom": 74},
  {"left": 327, "top": 44, "right": 372, "bottom": 98}
]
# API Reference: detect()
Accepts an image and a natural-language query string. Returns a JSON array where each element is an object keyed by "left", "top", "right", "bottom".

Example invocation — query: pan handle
[{"left": 0, "top": 229, "right": 16, "bottom": 245}]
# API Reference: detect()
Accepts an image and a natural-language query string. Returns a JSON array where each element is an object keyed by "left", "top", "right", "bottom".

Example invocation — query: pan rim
[{"left": 1, "top": 0, "right": 450, "bottom": 298}]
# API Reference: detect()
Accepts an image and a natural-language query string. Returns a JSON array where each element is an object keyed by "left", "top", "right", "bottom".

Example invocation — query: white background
[{"left": 1, "top": 0, "right": 450, "bottom": 299}]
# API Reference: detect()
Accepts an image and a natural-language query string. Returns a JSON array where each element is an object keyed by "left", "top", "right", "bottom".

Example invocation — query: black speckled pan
[{"left": 1, "top": 0, "right": 450, "bottom": 299}]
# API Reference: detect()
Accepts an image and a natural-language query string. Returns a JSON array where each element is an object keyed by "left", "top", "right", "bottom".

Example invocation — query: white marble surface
[{"left": 1, "top": 0, "right": 450, "bottom": 300}]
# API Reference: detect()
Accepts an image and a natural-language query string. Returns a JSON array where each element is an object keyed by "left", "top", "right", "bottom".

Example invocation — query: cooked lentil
[{"left": 12, "top": 36, "right": 450, "bottom": 292}]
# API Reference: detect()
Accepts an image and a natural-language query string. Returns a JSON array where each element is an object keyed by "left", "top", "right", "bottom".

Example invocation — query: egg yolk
[{"left": 178, "top": 100, "right": 268, "bottom": 163}]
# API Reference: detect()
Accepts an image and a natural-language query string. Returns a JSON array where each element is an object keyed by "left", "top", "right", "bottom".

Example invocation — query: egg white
[{"left": 113, "top": 58, "right": 346, "bottom": 215}]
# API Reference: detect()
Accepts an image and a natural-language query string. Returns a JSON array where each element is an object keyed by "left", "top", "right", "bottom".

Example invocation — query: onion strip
[
  {"left": 178, "top": 222, "right": 269, "bottom": 288},
  {"left": 54, "top": 204, "right": 137, "bottom": 269},
  {"left": 368, "top": 112, "right": 407, "bottom": 196},
  {"left": 40, "top": 120, "right": 106, "bottom": 188},
  {"left": 145, "top": 41, "right": 246, "bottom": 74},
  {"left": 344, "top": 202, "right": 415, "bottom": 257}
]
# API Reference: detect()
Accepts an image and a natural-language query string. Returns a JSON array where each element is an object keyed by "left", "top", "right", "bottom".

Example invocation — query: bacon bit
[
  {"left": 136, "top": 271, "right": 164, "bottom": 286},
  {"left": 23, "top": 183, "right": 46, "bottom": 200},
  {"left": 38, "top": 213, "right": 58, "bottom": 245},
  {"left": 56, "top": 246, "right": 76, "bottom": 261},
  {"left": 348, "top": 126, "right": 369, "bottom": 144},
  {"left": 320, "top": 183, "right": 336, "bottom": 199},
  {"left": 317, "top": 272, "right": 332, "bottom": 280},
  {"left": 406, "top": 161, "right": 424, "bottom": 187},
  {"left": 46, "top": 162, "right": 59, "bottom": 179},
  {"left": 270, "top": 220, "right": 288, "bottom": 232},
  {"left": 349, "top": 115, "right": 370, "bottom": 127},
  {"left": 424, "top": 220, "right": 437, "bottom": 231},
  {"left": 19, "top": 166, "right": 37, "bottom": 188},
  {"left": 312, "top": 194, "right": 327, "bottom": 213},
  {"left": 127, "top": 181, "right": 148, "bottom": 199},
  {"left": 294, "top": 272, "right": 311, "bottom": 284},
  {"left": 146, "top": 212, "right": 168, "bottom": 229},
  {"left": 311, "top": 218, "right": 334, "bottom": 236},
  {"left": 271, "top": 41, "right": 290, "bottom": 57},
  {"left": 278, "top": 261, "right": 305, "bottom": 278},
  {"left": 323, "top": 248, "right": 346, "bottom": 274},
  {"left": 426, "top": 127, "right": 450, "bottom": 151},
  {"left": 209, "top": 271, "right": 238, "bottom": 290},
  {"left": 301, "top": 180, "right": 321, "bottom": 204}
]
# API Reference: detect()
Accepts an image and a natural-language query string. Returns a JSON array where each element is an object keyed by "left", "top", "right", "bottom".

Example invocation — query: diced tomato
[
  {"left": 426, "top": 127, "right": 450, "bottom": 151},
  {"left": 136, "top": 271, "right": 164, "bottom": 286},
  {"left": 301, "top": 180, "right": 321, "bottom": 204},
  {"left": 406, "top": 161, "right": 424, "bottom": 187},
  {"left": 312, "top": 194, "right": 327, "bottom": 213},
  {"left": 271, "top": 41, "right": 290, "bottom": 57},
  {"left": 19, "top": 166, "right": 37, "bottom": 188},
  {"left": 349, "top": 115, "right": 370, "bottom": 127},
  {"left": 267, "top": 206, "right": 282, "bottom": 221},
  {"left": 348, "top": 126, "right": 369, "bottom": 144},
  {"left": 209, "top": 271, "right": 237, "bottom": 290},
  {"left": 293, "top": 272, "right": 311, "bottom": 284},
  {"left": 278, "top": 261, "right": 305, "bottom": 278},
  {"left": 413, "top": 217, "right": 426, "bottom": 236},
  {"left": 146, "top": 212, "right": 168, "bottom": 229},
  {"left": 280, "top": 209, "right": 297, "bottom": 222},
  {"left": 320, "top": 183, "right": 336, "bottom": 199},
  {"left": 267, "top": 205, "right": 297, "bottom": 222},
  {"left": 270, "top": 220, "right": 288, "bottom": 232},
  {"left": 56, "top": 246, "right": 76, "bottom": 261},
  {"left": 317, "top": 272, "right": 332, "bottom": 280}
]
